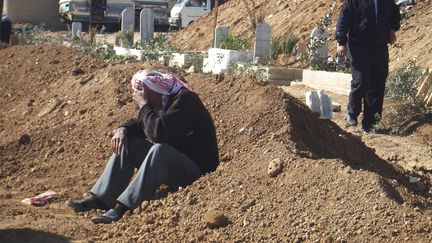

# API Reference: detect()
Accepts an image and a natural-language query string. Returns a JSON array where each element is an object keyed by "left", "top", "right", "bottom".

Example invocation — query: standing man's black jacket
[{"left": 336, "top": 0, "right": 401, "bottom": 46}]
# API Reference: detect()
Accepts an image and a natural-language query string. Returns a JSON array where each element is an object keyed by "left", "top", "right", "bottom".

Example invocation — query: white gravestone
[
  {"left": 306, "top": 90, "right": 333, "bottom": 119},
  {"left": 254, "top": 23, "right": 272, "bottom": 61},
  {"left": 140, "top": 8, "right": 154, "bottom": 42},
  {"left": 71, "top": 22, "right": 82, "bottom": 39},
  {"left": 318, "top": 90, "right": 333, "bottom": 119},
  {"left": 310, "top": 27, "right": 329, "bottom": 61},
  {"left": 214, "top": 26, "right": 229, "bottom": 48},
  {"left": 121, "top": 8, "right": 135, "bottom": 46},
  {"left": 306, "top": 90, "right": 321, "bottom": 114}
]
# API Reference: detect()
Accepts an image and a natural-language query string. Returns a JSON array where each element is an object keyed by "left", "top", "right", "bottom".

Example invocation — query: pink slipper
[{"left": 21, "top": 191, "right": 61, "bottom": 206}]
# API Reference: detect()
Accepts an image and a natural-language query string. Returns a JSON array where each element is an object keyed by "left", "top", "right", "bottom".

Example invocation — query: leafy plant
[
  {"left": 189, "top": 52, "right": 204, "bottom": 73},
  {"left": 118, "top": 27, "right": 134, "bottom": 48},
  {"left": 88, "top": 26, "right": 97, "bottom": 44},
  {"left": 373, "top": 61, "right": 429, "bottom": 135},
  {"left": 385, "top": 61, "right": 421, "bottom": 102},
  {"left": 270, "top": 35, "right": 299, "bottom": 59},
  {"left": 15, "top": 23, "right": 58, "bottom": 45},
  {"left": 230, "top": 62, "right": 272, "bottom": 81},
  {"left": 302, "top": 1, "right": 351, "bottom": 73},
  {"left": 136, "top": 34, "right": 178, "bottom": 63},
  {"left": 219, "top": 35, "right": 250, "bottom": 51}
]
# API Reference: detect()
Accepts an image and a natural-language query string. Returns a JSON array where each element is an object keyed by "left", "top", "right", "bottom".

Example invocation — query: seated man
[
  {"left": 67, "top": 70, "right": 219, "bottom": 224},
  {"left": 1, "top": 12, "right": 12, "bottom": 44}
]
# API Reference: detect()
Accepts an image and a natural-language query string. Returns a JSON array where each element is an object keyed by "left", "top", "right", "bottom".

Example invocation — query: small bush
[
  {"left": 219, "top": 35, "right": 249, "bottom": 51},
  {"left": 230, "top": 62, "right": 272, "bottom": 81},
  {"left": 15, "top": 23, "right": 56, "bottom": 44},
  {"left": 137, "top": 34, "right": 178, "bottom": 63},
  {"left": 118, "top": 27, "right": 134, "bottom": 48},
  {"left": 385, "top": 61, "right": 421, "bottom": 102},
  {"left": 270, "top": 35, "right": 299, "bottom": 59}
]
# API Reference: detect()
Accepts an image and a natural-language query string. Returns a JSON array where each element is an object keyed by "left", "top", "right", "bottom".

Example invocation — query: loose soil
[{"left": 1, "top": 45, "right": 432, "bottom": 242}]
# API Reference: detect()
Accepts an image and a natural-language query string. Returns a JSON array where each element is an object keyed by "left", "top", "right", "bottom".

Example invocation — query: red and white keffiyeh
[{"left": 131, "top": 70, "right": 191, "bottom": 95}]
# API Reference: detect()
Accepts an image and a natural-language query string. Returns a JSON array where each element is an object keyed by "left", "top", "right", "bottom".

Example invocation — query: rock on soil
[
  {"left": 203, "top": 210, "right": 229, "bottom": 229},
  {"left": 267, "top": 158, "right": 283, "bottom": 177}
]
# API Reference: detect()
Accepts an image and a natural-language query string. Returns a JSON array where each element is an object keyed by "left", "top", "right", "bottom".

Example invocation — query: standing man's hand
[
  {"left": 425, "top": 0, "right": 431, "bottom": 5},
  {"left": 112, "top": 127, "right": 127, "bottom": 155},
  {"left": 337, "top": 45, "right": 348, "bottom": 57},
  {"left": 390, "top": 30, "right": 397, "bottom": 45}
]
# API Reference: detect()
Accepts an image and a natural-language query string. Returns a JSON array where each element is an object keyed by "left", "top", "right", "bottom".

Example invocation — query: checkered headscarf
[{"left": 131, "top": 70, "right": 190, "bottom": 95}]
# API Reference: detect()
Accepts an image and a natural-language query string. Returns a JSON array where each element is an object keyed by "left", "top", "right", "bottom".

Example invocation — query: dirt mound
[
  {"left": 1, "top": 45, "right": 432, "bottom": 242},
  {"left": 172, "top": 0, "right": 432, "bottom": 69}
]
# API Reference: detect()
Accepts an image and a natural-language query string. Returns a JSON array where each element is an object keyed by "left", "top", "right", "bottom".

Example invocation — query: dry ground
[{"left": 0, "top": 45, "right": 432, "bottom": 242}]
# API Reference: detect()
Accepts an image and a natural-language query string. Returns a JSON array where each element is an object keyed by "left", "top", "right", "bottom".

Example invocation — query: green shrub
[
  {"left": 270, "top": 35, "right": 299, "bottom": 59},
  {"left": 118, "top": 27, "right": 134, "bottom": 48},
  {"left": 137, "top": 34, "right": 178, "bottom": 63},
  {"left": 15, "top": 23, "right": 56, "bottom": 44},
  {"left": 219, "top": 35, "right": 249, "bottom": 51},
  {"left": 385, "top": 61, "right": 421, "bottom": 102}
]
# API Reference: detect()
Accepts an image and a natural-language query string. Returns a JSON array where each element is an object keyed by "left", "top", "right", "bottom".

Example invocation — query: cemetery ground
[
  {"left": 1, "top": 44, "right": 432, "bottom": 242},
  {"left": 1, "top": 1, "right": 432, "bottom": 242}
]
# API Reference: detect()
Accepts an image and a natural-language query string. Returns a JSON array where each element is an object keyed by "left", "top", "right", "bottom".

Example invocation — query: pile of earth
[
  {"left": 0, "top": 45, "right": 431, "bottom": 242},
  {"left": 172, "top": 0, "right": 432, "bottom": 69}
]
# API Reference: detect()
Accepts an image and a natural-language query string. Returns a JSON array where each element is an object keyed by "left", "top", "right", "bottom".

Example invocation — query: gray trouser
[{"left": 90, "top": 137, "right": 201, "bottom": 210}]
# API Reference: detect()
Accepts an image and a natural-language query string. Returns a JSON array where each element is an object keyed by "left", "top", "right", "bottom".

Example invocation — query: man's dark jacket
[
  {"left": 336, "top": 0, "right": 401, "bottom": 46},
  {"left": 122, "top": 89, "right": 219, "bottom": 174}
]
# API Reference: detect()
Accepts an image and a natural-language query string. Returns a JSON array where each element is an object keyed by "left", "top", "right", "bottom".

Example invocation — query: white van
[{"left": 169, "top": 0, "right": 226, "bottom": 29}]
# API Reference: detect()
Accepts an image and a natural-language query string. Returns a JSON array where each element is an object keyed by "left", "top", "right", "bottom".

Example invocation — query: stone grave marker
[
  {"left": 214, "top": 26, "right": 229, "bottom": 48},
  {"left": 310, "top": 27, "right": 329, "bottom": 61},
  {"left": 318, "top": 90, "right": 333, "bottom": 119},
  {"left": 121, "top": 7, "right": 135, "bottom": 46},
  {"left": 140, "top": 8, "right": 154, "bottom": 42},
  {"left": 253, "top": 23, "right": 272, "bottom": 61},
  {"left": 71, "top": 22, "right": 82, "bottom": 39}
]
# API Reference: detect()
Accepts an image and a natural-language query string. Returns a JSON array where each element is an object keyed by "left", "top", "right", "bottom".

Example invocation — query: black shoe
[
  {"left": 91, "top": 204, "right": 129, "bottom": 224},
  {"left": 346, "top": 115, "right": 358, "bottom": 126},
  {"left": 66, "top": 194, "right": 110, "bottom": 212},
  {"left": 362, "top": 126, "right": 375, "bottom": 134}
]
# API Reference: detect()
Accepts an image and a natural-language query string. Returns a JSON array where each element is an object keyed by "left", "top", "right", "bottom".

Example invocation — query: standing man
[
  {"left": 336, "top": 0, "right": 401, "bottom": 132},
  {"left": 1, "top": 12, "right": 12, "bottom": 44},
  {"left": 67, "top": 70, "right": 219, "bottom": 224}
]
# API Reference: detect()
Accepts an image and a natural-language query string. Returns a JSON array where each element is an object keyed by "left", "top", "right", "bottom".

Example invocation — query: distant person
[
  {"left": 336, "top": 0, "right": 401, "bottom": 132},
  {"left": 1, "top": 12, "right": 12, "bottom": 44},
  {"left": 67, "top": 70, "right": 219, "bottom": 224}
]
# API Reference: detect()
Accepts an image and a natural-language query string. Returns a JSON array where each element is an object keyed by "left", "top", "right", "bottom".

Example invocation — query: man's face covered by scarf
[{"left": 131, "top": 70, "right": 190, "bottom": 95}]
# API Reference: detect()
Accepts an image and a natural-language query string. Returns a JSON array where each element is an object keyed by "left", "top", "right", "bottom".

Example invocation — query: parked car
[{"left": 169, "top": 0, "right": 227, "bottom": 29}]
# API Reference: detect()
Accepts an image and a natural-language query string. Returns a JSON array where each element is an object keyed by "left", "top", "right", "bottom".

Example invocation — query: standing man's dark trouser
[
  {"left": 348, "top": 44, "right": 389, "bottom": 129},
  {"left": 90, "top": 136, "right": 202, "bottom": 210},
  {"left": 1, "top": 20, "right": 12, "bottom": 44}
]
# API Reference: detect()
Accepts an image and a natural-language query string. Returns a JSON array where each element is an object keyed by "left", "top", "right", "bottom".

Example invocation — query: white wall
[{"left": 5, "top": 0, "right": 63, "bottom": 29}]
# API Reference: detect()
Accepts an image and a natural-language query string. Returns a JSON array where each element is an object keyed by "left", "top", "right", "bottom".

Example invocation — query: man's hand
[
  {"left": 132, "top": 89, "right": 148, "bottom": 109},
  {"left": 389, "top": 30, "right": 397, "bottom": 45},
  {"left": 337, "top": 45, "right": 348, "bottom": 57},
  {"left": 425, "top": 0, "right": 431, "bottom": 5},
  {"left": 112, "top": 127, "right": 127, "bottom": 155}
]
